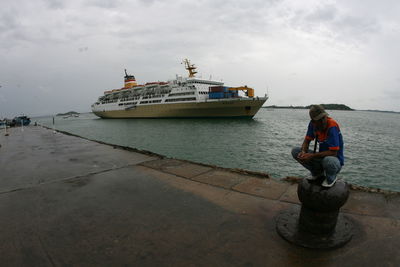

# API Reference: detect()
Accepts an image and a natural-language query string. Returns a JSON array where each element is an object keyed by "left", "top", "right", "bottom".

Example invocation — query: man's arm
[
  {"left": 301, "top": 138, "right": 311, "bottom": 153},
  {"left": 297, "top": 138, "right": 311, "bottom": 160},
  {"left": 298, "top": 138, "right": 338, "bottom": 162},
  {"left": 311, "top": 150, "right": 338, "bottom": 158}
]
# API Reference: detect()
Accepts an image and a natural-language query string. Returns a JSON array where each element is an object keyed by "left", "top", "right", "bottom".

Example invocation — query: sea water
[{"left": 35, "top": 109, "right": 400, "bottom": 192}]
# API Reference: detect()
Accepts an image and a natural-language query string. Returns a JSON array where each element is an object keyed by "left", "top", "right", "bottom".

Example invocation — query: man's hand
[{"left": 297, "top": 152, "right": 314, "bottom": 163}]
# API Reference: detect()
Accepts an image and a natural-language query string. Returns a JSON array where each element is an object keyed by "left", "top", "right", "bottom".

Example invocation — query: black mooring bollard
[{"left": 276, "top": 179, "right": 354, "bottom": 249}]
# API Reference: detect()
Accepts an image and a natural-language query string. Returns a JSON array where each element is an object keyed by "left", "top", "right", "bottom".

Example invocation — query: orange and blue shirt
[{"left": 306, "top": 117, "right": 344, "bottom": 165}]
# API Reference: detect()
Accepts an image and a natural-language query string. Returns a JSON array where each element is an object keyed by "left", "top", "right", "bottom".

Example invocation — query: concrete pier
[{"left": 1, "top": 126, "right": 399, "bottom": 266}]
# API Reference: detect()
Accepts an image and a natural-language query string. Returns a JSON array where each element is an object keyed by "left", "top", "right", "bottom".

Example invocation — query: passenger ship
[{"left": 91, "top": 60, "right": 268, "bottom": 118}]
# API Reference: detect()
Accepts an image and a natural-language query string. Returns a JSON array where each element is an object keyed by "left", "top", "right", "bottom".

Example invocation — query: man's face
[{"left": 312, "top": 116, "right": 328, "bottom": 131}]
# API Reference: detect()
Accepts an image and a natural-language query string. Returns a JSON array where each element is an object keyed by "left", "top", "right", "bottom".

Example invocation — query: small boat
[{"left": 13, "top": 115, "right": 31, "bottom": 126}]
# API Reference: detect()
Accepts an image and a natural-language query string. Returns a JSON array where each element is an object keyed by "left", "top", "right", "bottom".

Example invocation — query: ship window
[
  {"left": 165, "top": 97, "right": 196, "bottom": 102},
  {"left": 168, "top": 92, "right": 195, "bottom": 97}
]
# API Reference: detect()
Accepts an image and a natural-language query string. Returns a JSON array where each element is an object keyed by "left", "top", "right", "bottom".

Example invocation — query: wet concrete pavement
[{"left": 0, "top": 126, "right": 399, "bottom": 266}]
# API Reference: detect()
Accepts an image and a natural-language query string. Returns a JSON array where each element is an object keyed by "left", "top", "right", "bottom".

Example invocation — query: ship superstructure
[{"left": 91, "top": 60, "right": 268, "bottom": 118}]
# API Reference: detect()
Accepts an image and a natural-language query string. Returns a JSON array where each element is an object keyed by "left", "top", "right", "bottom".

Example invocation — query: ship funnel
[{"left": 124, "top": 69, "right": 137, "bottom": 88}]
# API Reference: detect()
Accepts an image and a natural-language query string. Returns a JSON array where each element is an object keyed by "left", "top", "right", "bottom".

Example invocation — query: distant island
[
  {"left": 360, "top": 109, "right": 400, "bottom": 114},
  {"left": 263, "top": 104, "right": 353, "bottom": 111},
  {"left": 56, "top": 111, "right": 80, "bottom": 116}
]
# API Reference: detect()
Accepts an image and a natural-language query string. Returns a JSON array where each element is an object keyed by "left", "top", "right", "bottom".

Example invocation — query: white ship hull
[{"left": 93, "top": 98, "right": 267, "bottom": 119}]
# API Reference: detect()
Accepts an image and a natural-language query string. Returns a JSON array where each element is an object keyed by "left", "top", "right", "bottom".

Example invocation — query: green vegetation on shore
[
  {"left": 360, "top": 109, "right": 400, "bottom": 114},
  {"left": 264, "top": 104, "right": 353, "bottom": 111}
]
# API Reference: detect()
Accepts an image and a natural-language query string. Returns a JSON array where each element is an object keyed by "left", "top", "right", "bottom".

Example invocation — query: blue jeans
[{"left": 291, "top": 147, "right": 342, "bottom": 183}]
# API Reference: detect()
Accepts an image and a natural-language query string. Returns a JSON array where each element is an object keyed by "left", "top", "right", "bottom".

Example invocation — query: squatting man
[{"left": 292, "top": 105, "right": 344, "bottom": 187}]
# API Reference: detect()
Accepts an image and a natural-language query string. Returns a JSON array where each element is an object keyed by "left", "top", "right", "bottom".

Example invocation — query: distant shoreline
[
  {"left": 263, "top": 105, "right": 399, "bottom": 114},
  {"left": 263, "top": 104, "right": 353, "bottom": 111},
  {"left": 56, "top": 111, "right": 80, "bottom": 116}
]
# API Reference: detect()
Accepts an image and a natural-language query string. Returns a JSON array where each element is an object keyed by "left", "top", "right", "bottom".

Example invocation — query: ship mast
[{"left": 182, "top": 59, "right": 198, "bottom": 78}]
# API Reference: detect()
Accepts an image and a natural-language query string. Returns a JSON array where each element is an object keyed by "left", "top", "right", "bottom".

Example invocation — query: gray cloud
[
  {"left": 43, "top": 0, "right": 65, "bottom": 9},
  {"left": 288, "top": 2, "right": 381, "bottom": 45},
  {"left": 305, "top": 4, "right": 337, "bottom": 22},
  {"left": 86, "top": 0, "right": 125, "bottom": 8},
  {"left": 384, "top": 88, "right": 400, "bottom": 100},
  {"left": 0, "top": 9, "right": 19, "bottom": 33}
]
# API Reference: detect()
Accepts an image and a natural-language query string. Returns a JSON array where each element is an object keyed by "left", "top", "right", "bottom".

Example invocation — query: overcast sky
[{"left": 1, "top": 0, "right": 400, "bottom": 117}]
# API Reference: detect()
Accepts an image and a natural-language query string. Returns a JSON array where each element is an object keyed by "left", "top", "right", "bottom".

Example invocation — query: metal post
[
  {"left": 276, "top": 179, "right": 353, "bottom": 249},
  {"left": 52, "top": 116, "right": 56, "bottom": 133}
]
